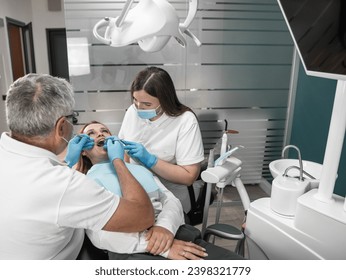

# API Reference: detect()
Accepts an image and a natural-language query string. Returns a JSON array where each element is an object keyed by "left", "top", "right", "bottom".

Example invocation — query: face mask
[
  {"left": 62, "top": 137, "right": 69, "bottom": 144},
  {"left": 135, "top": 104, "right": 161, "bottom": 120},
  {"left": 62, "top": 119, "right": 75, "bottom": 144}
]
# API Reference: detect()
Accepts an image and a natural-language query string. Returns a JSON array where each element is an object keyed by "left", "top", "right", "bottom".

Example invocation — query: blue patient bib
[{"left": 87, "top": 162, "right": 159, "bottom": 196}]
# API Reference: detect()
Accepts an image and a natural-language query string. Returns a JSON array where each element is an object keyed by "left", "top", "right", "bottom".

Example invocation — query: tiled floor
[{"left": 195, "top": 184, "right": 269, "bottom": 257}]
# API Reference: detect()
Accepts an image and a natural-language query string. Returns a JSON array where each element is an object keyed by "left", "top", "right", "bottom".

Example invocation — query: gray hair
[{"left": 5, "top": 73, "right": 75, "bottom": 136}]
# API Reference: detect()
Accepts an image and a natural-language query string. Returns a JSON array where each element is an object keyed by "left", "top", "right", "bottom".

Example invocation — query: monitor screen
[{"left": 277, "top": 0, "right": 346, "bottom": 80}]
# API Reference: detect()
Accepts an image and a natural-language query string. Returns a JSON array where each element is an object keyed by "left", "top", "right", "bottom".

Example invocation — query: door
[
  {"left": 6, "top": 17, "right": 36, "bottom": 81},
  {"left": 46, "top": 28, "right": 69, "bottom": 80}
]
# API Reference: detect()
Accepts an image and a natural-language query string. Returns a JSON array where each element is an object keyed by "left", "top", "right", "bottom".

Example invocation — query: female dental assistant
[{"left": 119, "top": 66, "right": 205, "bottom": 213}]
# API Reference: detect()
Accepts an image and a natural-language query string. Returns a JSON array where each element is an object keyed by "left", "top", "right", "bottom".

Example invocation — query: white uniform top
[
  {"left": 0, "top": 132, "right": 119, "bottom": 260},
  {"left": 86, "top": 176, "right": 184, "bottom": 257},
  {"left": 119, "top": 105, "right": 204, "bottom": 212}
]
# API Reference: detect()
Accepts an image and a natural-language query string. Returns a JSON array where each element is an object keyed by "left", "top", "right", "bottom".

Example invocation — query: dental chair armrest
[{"left": 202, "top": 223, "right": 244, "bottom": 242}]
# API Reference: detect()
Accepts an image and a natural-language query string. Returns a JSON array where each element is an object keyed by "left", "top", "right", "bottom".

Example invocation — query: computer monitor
[{"left": 277, "top": 0, "right": 346, "bottom": 80}]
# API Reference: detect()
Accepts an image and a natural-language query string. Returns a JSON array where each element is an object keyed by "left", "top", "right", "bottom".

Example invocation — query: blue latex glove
[
  {"left": 64, "top": 134, "right": 94, "bottom": 168},
  {"left": 105, "top": 136, "right": 124, "bottom": 162},
  {"left": 122, "top": 140, "right": 158, "bottom": 169}
]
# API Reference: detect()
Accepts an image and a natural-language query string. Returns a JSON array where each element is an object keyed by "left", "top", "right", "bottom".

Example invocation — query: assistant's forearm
[{"left": 151, "top": 160, "right": 201, "bottom": 186}]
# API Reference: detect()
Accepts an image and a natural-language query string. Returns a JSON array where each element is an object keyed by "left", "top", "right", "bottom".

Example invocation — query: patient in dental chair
[{"left": 74, "top": 121, "right": 243, "bottom": 260}]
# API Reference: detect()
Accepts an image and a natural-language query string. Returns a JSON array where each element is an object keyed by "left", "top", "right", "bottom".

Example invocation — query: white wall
[
  {"left": 0, "top": 0, "right": 65, "bottom": 133},
  {"left": 0, "top": 0, "right": 32, "bottom": 96},
  {"left": 31, "top": 0, "right": 66, "bottom": 74}
]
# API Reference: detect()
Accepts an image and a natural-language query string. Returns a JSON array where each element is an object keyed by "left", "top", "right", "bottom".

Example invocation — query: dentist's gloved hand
[
  {"left": 105, "top": 136, "right": 124, "bottom": 162},
  {"left": 122, "top": 140, "right": 158, "bottom": 169},
  {"left": 64, "top": 134, "right": 94, "bottom": 168}
]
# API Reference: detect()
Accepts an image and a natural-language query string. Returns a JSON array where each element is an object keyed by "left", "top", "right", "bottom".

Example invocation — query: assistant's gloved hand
[
  {"left": 105, "top": 136, "right": 124, "bottom": 162},
  {"left": 122, "top": 140, "right": 158, "bottom": 169},
  {"left": 64, "top": 134, "right": 94, "bottom": 168}
]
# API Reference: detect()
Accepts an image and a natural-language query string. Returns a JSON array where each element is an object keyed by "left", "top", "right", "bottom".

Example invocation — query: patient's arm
[
  {"left": 152, "top": 176, "right": 185, "bottom": 233},
  {"left": 87, "top": 176, "right": 184, "bottom": 257},
  {"left": 145, "top": 226, "right": 174, "bottom": 255},
  {"left": 145, "top": 176, "right": 185, "bottom": 255},
  {"left": 167, "top": 240, "right": 208, "bottom": 260}
]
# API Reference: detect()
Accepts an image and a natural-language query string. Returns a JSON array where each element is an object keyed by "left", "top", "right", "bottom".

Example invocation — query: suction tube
[{"left": 214, "top": 145, "right": 244, "bottom": 167}]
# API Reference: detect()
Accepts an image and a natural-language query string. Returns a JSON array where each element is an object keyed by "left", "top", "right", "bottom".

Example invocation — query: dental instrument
[
  {"left": 215, "top": 119, "right": 239, "bottom": 166},
  {"left": 214, "top": 145, "right": 244, "bottom": 167},
  {"left": 93, "top": 0, "right": 201, "bottom": 53}
]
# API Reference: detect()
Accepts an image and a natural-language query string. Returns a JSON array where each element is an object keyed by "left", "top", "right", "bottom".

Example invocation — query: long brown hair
[{"left": 130, "top": 66, "right": 193, "bottom": 117}]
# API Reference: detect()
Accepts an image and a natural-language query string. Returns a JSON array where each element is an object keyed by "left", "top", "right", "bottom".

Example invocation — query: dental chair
[
  {"left": 77, "top": 234, "right": 109, "bottom": 260},
  {"left": 200, "top": 145, "right": 250, "bottom": 257},
  {"left": 186, "top": 160, "right": 217, "bottom": 226}
]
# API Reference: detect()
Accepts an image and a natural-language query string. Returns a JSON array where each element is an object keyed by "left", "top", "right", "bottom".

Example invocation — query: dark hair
[
  {"left": 130, "top": 66, "right": 192, "bottom": 117},
  {"left": 75, "top": 120, "right": 108, "bottom": 174}
]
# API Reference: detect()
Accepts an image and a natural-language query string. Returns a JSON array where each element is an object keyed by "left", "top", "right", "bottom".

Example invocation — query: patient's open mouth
[{"left": 96, "top": 139, "right": 105, "bottom": 147}]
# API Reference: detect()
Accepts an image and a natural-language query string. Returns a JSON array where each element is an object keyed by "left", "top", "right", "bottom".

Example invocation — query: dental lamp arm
[
  {"left": 178, "top": 0, "right": 201, "bottom": 47},
  {"left": 115, "top": 0, "right": 134, "bottom": 27},
  {"left": 183, "top": 29, "right": 202, "bottom": 46},
  {"left": 93, "top": 17, "right": 113, "bottom": 45},
  {"left": 180, "top": 0, "right": 198, "bottom": 29}
]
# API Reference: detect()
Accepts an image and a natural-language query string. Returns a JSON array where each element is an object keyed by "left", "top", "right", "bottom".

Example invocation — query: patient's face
[{"left": 82, "top": 123, "right": 112, "bottom": 164}]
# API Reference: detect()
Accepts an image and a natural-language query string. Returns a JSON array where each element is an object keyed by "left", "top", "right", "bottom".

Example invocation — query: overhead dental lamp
[{"left": 93, "top": 0, "right": 201, "bottom": 52}]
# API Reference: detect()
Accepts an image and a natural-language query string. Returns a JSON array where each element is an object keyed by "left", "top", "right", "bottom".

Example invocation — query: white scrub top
[
  {"left": 119, "top": 105, "right": 205, "bottom": 212},
  {"left": 86, "top": 176, "right": 184, "bottom": 256},
  {"left": 0, "top": 132, "right": 119, "bottom": 260}
]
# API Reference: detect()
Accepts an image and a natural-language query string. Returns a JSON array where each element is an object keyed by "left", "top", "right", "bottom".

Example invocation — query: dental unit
[
  {"left": 270, "top": 145, "right": 310, "bottom": 217},
  {"left": 93, "top": 0, "right": 201, "bottom": 52},
  {"left": 241, "top": 0, "right": 346, "bottom": 260},
  {"left": 200, "top": 118, "right": 346, "bottom": 259},
  {"left": 245, "top": 141, "right": 346, "bottom": 259},
  {"left": 199, "top": 129, "right": 250, "bottom": 256}
]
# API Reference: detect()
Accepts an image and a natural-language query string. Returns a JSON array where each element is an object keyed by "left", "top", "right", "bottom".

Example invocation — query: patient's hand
[
  {"left": 167, "top": 240, "right": 208, "bottom": 260},
  {"left": 145, "top": 226, "right": 174, "bottom": 255}
]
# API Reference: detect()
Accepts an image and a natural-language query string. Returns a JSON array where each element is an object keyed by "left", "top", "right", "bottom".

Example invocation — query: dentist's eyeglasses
[{"left": 64, "top": 111, "right": 79, "bottom": 125}]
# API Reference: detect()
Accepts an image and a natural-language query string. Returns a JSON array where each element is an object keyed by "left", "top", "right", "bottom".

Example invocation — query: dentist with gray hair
[{"left": 0, "top": 73, "right": 154, "bottom": 260}]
